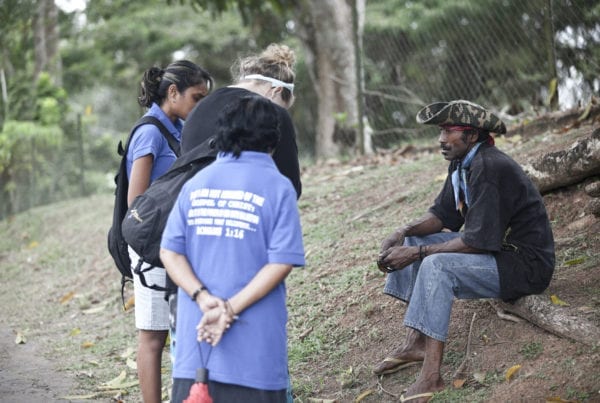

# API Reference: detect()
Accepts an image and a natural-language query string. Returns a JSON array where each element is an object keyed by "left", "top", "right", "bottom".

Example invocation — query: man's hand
[
  {"left": 380, "top": 230, "right": 406, "bottom": 254},
  {"left": 377, "top": 245, "right": 419, "bottom": 273},
  {"left": 377, "top": 230, "right": 407, "bottom": 272}
]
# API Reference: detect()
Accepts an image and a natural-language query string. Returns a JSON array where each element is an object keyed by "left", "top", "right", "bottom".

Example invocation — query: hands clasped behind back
[{"left": 195, "top": 293, "right": 235, "bottom": 347}]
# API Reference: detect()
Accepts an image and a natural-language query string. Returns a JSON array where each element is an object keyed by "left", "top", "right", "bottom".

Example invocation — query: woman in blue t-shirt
[{"left": 127, "top": 60, "right": 213, "bottom": 403}]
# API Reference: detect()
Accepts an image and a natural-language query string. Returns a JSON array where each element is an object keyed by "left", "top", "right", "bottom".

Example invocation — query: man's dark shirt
[
  {"left": 181, "top": 87, "right": 302, "bottom": 198},
  {"left": 429, "top": 143, "right": 555, "bottom": 301}
]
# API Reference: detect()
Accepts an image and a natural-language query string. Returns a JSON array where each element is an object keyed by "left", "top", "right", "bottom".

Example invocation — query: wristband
[
  {"left": 419, "top": 245, "right": 425, "bottom": 260},
  {"left": 191, "top": 286, "right": 208, "bottom": 302}
]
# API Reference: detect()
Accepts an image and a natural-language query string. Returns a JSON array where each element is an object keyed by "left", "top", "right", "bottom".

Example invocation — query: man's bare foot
[
  {"left": 372, "top": 342, "right": 425, "bottom": 375},
  {"left": 400, "top": 376, "right": 444, "bottom": 402}
]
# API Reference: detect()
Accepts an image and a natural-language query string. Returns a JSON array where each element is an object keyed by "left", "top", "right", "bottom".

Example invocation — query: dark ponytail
[{"left": 138, "top": 60, "right": 214, "bottom": 108}]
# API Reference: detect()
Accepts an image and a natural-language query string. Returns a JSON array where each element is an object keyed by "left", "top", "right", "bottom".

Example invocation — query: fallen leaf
[
  {"left": 120, "top": 347, "right": 136, "bottom": 359},
  {"left": 62, "top": 390, "right": 128, "bottom": 400},
  {"left": 97, "top": 379, "right": 139, "bottom": 390},
  {"left": 507, "top": 134, "right": 522, "bottom": 143},
  {"left": 59, "top": 291, "right": 76, "bottom": 304},
  {"left": 101, "top": 370, "right": 127, "bottom": 389},
  {"left": 546, "top": 78, "right": 558, "bottom": 107},
  {"left": 453, "top": 378, "right": 466, "bottom": 388},
  {"left": 577, "top": 101, "right": 592, "bottom": 122},
  {"left": 82, "top": 304, "right": 108, "bottom": 314},
  {"left": 505, "top": 364, "right": 521, "bottom": 382},
  {"left": 70, "top": 328, "right": 81, "bottom": 336},
  {"left": 564, "top": 257, "right": 585, "bottom": 266},
  {"left": 14, "top": 332, "right": 26, "bottom": 344},
  {"left": 434, "top": 173, "right": 447, "bottom": 182},
  {"left": 61, "top": 393, "right": 102, "bottom": 400},
  {"left": 126, "top": 357, "right": 137, "bottom": 370},
  {"left": 495, "top": 136, "right": 507, "bottom": 146},
  {"left": 123, "top": 296, "right": 135, "bottom": 311},
  {"left": 473, "top": 372, "right": 486, "bottom": 384},
  {"left": 27, "top": 241, "right": 39, "bottom": 249},
  {"left": 354, "top": 389, "right": 374, "bottom": 402},
  {"left": 81, "top": 341, "right": 95, "bottom": 348},
  {"left": 546, "top": 396, "right": 578, "bottom": 403},
  {"left": 550, "top": 295, "right": 569, "bottom": 307}
]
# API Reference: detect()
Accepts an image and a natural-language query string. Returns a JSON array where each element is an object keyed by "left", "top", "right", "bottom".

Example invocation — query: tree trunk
[
  {"left": 34, "top": 0, "right": 48, "bottom": 79},
  {"left": 507, "top": 102, "right": 600, "bottom": 139},
  {"left": 293, "top": 0, "right": 363, "bottom": 159},
  {"left": 522, "top": 127, "right": 600, "bottom": 194},
  {"left": 495, "top": 295, "right": 600, "bottom": 346},
  {"left": 33, "top": 0, "right": 61, "bottom": 83},
  {"left": 44, "top": 0, "right": 62, "bottom": 86}
]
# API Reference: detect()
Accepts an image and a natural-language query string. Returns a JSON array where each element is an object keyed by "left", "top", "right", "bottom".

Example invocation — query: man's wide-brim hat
[{"left": 416, "top": 100, "right": 507, "bottom": 134}]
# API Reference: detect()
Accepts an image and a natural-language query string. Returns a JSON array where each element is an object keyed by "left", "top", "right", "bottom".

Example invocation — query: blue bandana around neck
[{"left": 451, "top": 141, "right": 484, "bottom": 211}]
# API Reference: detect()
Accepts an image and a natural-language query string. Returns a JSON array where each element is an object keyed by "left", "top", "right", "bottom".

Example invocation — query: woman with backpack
[{"left": 127, "top": 60, "right": 213, "bottom": 403}]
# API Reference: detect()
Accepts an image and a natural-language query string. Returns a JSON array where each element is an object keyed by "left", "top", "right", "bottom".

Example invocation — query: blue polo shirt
[
  {"left": 161, "top": 151, "right": 305, "bottom": 390},
  {"left": 126, "top": 103, "right": 182, "bottom": 181}
]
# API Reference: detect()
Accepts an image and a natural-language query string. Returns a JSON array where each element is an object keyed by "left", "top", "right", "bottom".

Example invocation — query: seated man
[{"left": 374, "top": 100, "right": 555, "bottom": 403}]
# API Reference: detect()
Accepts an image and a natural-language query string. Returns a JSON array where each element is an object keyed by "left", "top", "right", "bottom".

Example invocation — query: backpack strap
[
  {"left": 168, "top": 135, "right": 217, "bottom": 171},
  {"left": 117, "top": 115, "right": 181, "bottom": 159},
  {"left": 133, "top": 258, "right": 168, "bottom": 292},
  {"left": 134, "top": 115, "right": 181, "bottom": 157}
]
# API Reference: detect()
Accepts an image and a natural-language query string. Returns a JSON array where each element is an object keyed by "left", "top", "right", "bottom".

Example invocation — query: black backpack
[
  {"left": 107, "top": 116, "right": 180, "bottom": 300},
  {"left": 121, "top": 135, "right": 217, "bottom": 295}
]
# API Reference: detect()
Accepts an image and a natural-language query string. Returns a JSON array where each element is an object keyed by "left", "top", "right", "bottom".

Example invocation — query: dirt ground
[
  {"left": 0, "top": 328, "right": 74, "bottom": 402},
  {"left": 0, "top": 115, "right": 598, "bottom": 402}
]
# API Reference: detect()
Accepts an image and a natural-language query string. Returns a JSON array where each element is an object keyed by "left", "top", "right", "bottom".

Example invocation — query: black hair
[
  {"left": 215, "top": 95, "right": 281, "bottom": 158},
  {"left": 138, "top": 60, "right": 213, "bottom": 107}
]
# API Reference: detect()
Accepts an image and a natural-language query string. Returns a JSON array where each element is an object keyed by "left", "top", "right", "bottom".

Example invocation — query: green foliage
[
  {"left": 0, "top": 120, "right": 64, "bottom": 217},
  {"left": 520, "top": 341, "right": 544, "bottom": 360},
  {"left": 60, "top": 1, "right": 261, "bottom": 133},
  {"left": 174, "top": 0, "right": 294, "bottom": 22}
]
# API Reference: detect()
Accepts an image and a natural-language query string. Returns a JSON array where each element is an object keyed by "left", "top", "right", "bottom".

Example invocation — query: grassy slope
[{"left": 0, "top": 123, "right": 598, "bottom": 402}]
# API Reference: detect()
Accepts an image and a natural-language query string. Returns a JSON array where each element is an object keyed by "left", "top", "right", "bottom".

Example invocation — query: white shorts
[{"left": 129, "top": 247, "right": 169, "bottom": 331}]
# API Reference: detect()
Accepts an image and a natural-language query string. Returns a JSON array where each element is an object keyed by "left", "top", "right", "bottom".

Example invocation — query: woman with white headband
[{"left": 181, "top": 43, "right": 301, "bottom": 198}]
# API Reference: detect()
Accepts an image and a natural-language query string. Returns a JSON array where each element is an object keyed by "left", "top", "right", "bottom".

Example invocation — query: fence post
[
  {"left": 0, "top": 69, "right": 8, "bottom": 123},
  {"left": 545, "top": 0, "right": 559, "bottom": 111},
  {"left": 77, "top": 113, "right": 85, "bottom": 195},
  {"left": 352, "top": 0, "right": 365, "bottom": 154}
]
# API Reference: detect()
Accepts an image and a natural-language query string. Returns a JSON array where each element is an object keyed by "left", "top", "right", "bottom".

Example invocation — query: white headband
[{"left": 242, "top": 74, "right": 294, "bottom": 95}]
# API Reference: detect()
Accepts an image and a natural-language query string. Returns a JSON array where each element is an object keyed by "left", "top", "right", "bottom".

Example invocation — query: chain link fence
[{"left": 362, "top": 0, "right": 599, "bottom": 147}]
